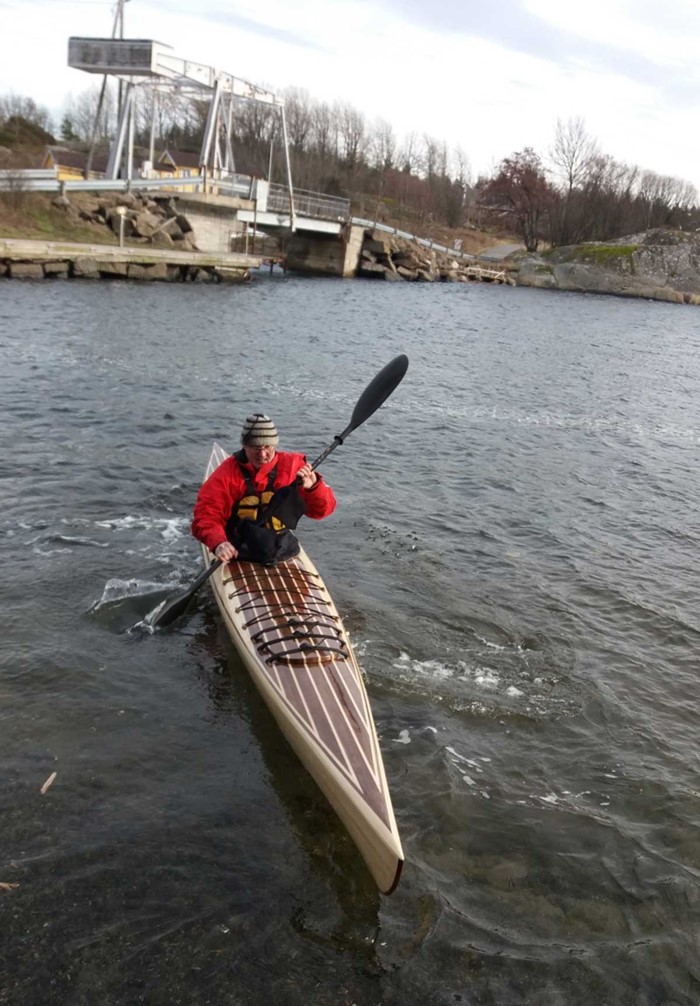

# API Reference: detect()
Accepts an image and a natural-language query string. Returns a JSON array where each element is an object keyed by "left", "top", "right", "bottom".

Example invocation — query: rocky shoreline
[
  {"left": 2, "top": 190, "right": 699, "bottom": 304},
  {"left": 59, "top": 190, "right": 199, "bottom": 251},
  {"left": 0, "top": 193, "right": 256, "bottom": 283},
  {"left": 511, "top": 229, "right": 700, "bottom": 305},
  {"left": 357, "top": 229, "right": 511, "bottom": 284},
  {"left": 355, "top": 227, "right": 700, "bottom": 305}
]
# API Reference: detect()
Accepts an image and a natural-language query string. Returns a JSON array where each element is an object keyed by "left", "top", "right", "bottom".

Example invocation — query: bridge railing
[
  {"left": 0, "top": 167, "right": 253, "bottom": 196},
  {"left": 0, "top": 170, "right": 352, "bottom": 224},
  {"left": 267, "top": 182, "right": 350, "bottom": 221},
  {"left": 352, "top": 216, "right": 482, "bottom": 264}
]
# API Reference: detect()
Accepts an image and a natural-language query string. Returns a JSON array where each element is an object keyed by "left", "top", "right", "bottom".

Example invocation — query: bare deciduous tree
[
  {"left": 337, "top": 101, "right": 367, "bottom": 171},
  {"left": 64, "top": 86, "right": 116, "bottom": 143},
  {"left": 0, "top": 93, "right": 52, "bottom": 132},
  {"left": 550, "top": 117, "right": 599, "bottom": 194},
  {"left": 283, "top": 87, "right": 313, "bottom": 154},
  {"left": 370, "top": 118, "right": 396, "bottom": 173}
]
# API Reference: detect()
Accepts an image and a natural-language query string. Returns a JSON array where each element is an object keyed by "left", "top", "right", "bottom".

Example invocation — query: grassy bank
[
  {"left": 0, "top": 193, "right": 119, "bottom": 244},
  {"left": 353, "top": 192, "right": 516, "bottom": 256}
]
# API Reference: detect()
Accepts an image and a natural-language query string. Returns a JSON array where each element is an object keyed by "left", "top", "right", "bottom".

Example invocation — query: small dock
[
  {"left": 464, "top": 263, "right": 509, "bottom": 283},
  {"left": 0, "top": 238, "right": 263, "bottom": 283}
]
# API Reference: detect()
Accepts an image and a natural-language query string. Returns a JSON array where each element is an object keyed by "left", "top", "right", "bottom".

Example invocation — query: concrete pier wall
[
  {"left": 168, "top": 193, "right": 363, "bottom": 276},
  {"left": 285, "top": 224, "right": 365, "bottom": 277},
  {"left": 0, "top": 238, "right": 260, "bottom": 283},
  {"left": 175, "top": 193, "right": 253, "bottom": 254}
]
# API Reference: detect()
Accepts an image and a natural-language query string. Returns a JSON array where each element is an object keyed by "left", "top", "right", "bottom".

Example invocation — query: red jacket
[{"left": 191, "top": 450, "right": 336, "bottom": 553}]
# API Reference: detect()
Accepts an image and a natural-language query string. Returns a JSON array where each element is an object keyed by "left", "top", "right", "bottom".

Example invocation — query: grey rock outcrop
[{"left": 513, "top": 230, "right": 700, "bottom": 305}]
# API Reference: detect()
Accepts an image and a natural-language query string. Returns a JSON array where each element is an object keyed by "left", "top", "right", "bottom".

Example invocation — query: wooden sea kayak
[{"left": 200, "top": 442, "right": 404, "bottom": 894}]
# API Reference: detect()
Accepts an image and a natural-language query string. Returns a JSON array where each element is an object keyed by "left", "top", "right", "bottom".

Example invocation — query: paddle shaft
[
  {"left": 260, "top": 353, "right": 410, "bottom": 519},
  {"left": 309, "top": 433, "right": 346, "bottom": 472},
  {"left": 189, "top": 557, "right": 222, "bottom": 590}
]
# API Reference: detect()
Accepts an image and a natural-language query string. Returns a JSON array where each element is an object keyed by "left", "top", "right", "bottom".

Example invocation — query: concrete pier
[
  {"left": 0, "top": 238, "right": 262, "bottom": 283},
  {"left": 284, "top": 224, "right": 365, "bottom": 278}
]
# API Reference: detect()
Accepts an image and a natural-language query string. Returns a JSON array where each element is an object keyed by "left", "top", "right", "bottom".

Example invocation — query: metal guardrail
[
  {"left": 0, "top": 168, "right": 61, "bottom": 191},
  {"left": 352, "top": 216, "right": 481, "bottom": 263},
  {"left": 0, "top": 167, "right": 253, "bottom": 196},
  {"left": 268, "top": 182, "right": 350, "bottom": 221}
]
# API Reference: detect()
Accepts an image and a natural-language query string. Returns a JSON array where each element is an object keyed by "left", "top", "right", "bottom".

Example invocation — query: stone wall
[
  {"left": 54, "top": 190, "right": 199, "bottom": 251},
  {"left": 0, "top": 253, "right": 250, "bottom": 283}
]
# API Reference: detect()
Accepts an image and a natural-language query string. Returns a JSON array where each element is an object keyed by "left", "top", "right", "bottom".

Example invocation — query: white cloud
[
  {"left": 1, "top": 0, "right": 698, "bottom": 193},
  {"left": 525, "top": 0, "right": 700, "bottom": 65}
]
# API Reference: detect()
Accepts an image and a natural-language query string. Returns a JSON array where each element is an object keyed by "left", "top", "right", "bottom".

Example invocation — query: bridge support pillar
[{"left": 285, "top": 224, "right": 365, "bottom": 277}]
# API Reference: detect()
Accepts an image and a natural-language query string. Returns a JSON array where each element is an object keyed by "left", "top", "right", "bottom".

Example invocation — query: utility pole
[
  {"left": 85, "top": 0, "right": 130, "bottom": 179},
  {"left": 116, "top": 0, "right": 129, "bottom": 124}
]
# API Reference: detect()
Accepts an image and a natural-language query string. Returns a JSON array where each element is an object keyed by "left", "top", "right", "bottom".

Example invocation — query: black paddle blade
[
  {"left": 147, "top": 590, "right": 193, "bottom": 629},
  {"left": 147, "top": 559, "right": 222, "bottom": 629},
  {"left": 347, "top": 353, "right": 409, "bottom": 436},
  {"left": 309, "top": 352, "right": 410, "bottom": 470}
]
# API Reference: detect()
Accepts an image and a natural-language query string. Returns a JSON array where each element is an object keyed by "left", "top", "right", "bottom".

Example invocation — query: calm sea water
[{"left": 1, "top": 273, "right": 699, "bottom": 1005}]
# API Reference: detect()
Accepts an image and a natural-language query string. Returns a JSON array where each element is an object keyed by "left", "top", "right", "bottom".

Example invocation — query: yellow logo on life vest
[{"left": 236, "top": 491, "right": 284, "bottom": 530}]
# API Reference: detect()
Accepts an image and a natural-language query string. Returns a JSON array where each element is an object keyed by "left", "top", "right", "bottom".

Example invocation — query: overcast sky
[{"left": 1, "top": 0, "right": 699, "bottom": 191}]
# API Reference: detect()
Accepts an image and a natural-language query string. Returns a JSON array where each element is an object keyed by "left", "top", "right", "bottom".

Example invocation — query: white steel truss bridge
[{"left": 67, "top": 35, "right": 336, "bottom": 232}]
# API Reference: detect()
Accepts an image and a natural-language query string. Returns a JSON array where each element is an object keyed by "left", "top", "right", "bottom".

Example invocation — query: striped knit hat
[{"left": 241, "top": 413, "right": 279, "bottom": 447}]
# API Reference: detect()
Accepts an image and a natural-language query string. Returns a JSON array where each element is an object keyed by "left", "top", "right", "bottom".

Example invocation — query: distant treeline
[{"left": 2, "top": 90, "right": 699, "bottom": 249}]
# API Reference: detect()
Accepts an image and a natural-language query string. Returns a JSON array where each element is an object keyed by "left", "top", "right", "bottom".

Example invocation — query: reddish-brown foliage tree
[{"left": 479, "top": 148, "right": 554, "bottom": 251}]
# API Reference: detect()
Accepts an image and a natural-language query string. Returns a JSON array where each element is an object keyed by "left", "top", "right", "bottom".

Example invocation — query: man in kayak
[{"left": 192, "top": 413, "right": 336, "bottom": 566}]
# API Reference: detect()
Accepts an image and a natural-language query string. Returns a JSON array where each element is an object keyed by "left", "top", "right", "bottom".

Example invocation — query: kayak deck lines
[
  {"left": 226, "top": 563, "right": 349, "bottom": 666},
  {"left": 242, "top": 608, "right": 339, "bottom": 630}
]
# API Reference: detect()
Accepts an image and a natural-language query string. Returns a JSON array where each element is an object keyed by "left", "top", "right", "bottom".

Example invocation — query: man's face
[{"left": 243, "top": 443, "right": 276, "bottom": 469}]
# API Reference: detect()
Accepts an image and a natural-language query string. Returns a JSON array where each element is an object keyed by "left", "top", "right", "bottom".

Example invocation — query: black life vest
[
  {"left": 225, "top": 452, "right": 301, "bottom": 567},
  {"left": 225, "top": 455, "right": 284, "bottom": 537}
]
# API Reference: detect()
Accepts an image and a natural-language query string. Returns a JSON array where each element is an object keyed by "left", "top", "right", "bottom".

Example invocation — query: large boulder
[
  {"left": 131, "top": 209, "right": 163, "bottom": 238},
  {"left": 107, "top": 209, "right": 136, "bottom": 238},
  {"left": 9, "top": 262, "right": 44, "bottom": 279},
  {"left": 72, "top": 257, "right": 100, "bottom": 278}
]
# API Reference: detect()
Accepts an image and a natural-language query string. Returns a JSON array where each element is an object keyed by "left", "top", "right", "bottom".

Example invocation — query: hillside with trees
[
  {"left": 480, "top": 121, "right": 700, "bottom": 252},
  {"left": 2, "top": 86, "right": 699, "bottom": 253}
]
